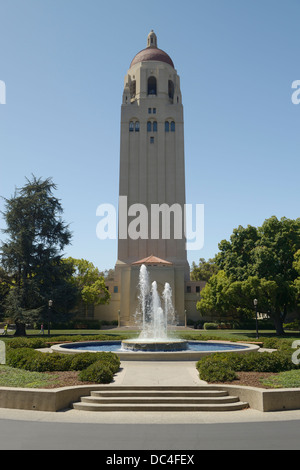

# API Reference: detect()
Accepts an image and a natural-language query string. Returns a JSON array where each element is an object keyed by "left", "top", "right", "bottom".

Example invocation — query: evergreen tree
[{"left": 1, "top": 176, "right": 76, "bottom": 335}]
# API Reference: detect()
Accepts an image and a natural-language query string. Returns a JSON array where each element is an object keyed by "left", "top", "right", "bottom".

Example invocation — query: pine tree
[{"left": 1, "top": 176, "right": 75, "bottom": 335}]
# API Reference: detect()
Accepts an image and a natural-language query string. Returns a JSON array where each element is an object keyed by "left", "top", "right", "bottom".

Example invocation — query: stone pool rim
[{"left": 51, "top": 340, "right": 260, "bottom": 361}]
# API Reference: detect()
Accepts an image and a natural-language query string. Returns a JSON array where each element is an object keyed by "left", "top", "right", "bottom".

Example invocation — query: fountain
[
  {"left": 121, "top": 265, "right": 188, "bottom": 352},
  {"left": 51, "top": 264, "right": 260, "bottom": 359}
]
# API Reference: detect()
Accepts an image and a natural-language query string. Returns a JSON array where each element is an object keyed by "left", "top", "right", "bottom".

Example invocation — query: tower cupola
[{"left": 147, "top": 30, "right": 158, "bottom": 48}]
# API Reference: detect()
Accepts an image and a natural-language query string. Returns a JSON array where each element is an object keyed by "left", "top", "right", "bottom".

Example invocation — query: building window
[
  {"left": 187, "top": 286, "right": 191, "bottom": 293},
  {"left": 148, "top": 76, "right": 157, "bottom": 95},
  {"left": 130, "top": 80, "right": 136, "bottom": 99},
  {"left": 171, "top": 121, "right": 175, "bottom": 132},
  {"left": 114, "top": 286, "right": 118, "bottom": 293},
  {"left": 165, "top": 121, "right": 170, "bottom": 132},
  {"left": 147, "top": 121, "right": 152, "bottom": 132},
  {"left": 168, "top": 80, "right": 175, "bottom": 101},
  {"left": 129, "top": 121, "right": 134, "bottom": 132},
  {"left": 135, "top": 121, "right": 140, "bottom": 132},
  {"left": 150, "top": 136, "right": 154, "bottom": 144},
  {"left": 148, "top": 108, "right": 152, "bottom": 114},
  {"left": 153, "top": 108, "right": 156, "bottom": 114},
  {"left": 196, "top": 286, "right": 200, "bottom": 294},
  {"left": 153, "top": 121, "right": 157, "bottom": 132}
]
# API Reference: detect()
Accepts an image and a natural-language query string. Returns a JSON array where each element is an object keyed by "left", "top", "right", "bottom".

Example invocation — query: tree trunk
[
  {"left": 273, "top": 311, "right": 285, "bottom": 336},
  {"left": 14, "top": 321, "right": 27, "bottom": 337}
]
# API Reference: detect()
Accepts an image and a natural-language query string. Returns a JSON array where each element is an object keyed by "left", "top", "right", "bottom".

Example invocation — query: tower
[{"left": 115, "top": 31, "right": 190, "bottom": 325}]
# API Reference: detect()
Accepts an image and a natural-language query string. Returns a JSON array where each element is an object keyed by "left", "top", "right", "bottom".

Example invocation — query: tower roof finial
[{"left": 147, "top": 30, "right": 157, "bottom": 48}]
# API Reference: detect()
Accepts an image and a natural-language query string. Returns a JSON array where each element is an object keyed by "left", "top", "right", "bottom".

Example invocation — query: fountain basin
[
  {"left": 51, "top": 340, "right": 260, "bottom": 361},
  {"left": 122, "top": 339, "right": 188, "bottom": 352}
]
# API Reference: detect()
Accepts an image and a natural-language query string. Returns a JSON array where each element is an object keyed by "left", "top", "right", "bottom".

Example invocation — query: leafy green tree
[
  {"left": 196, "top": 271, "right": 234, "bottom": 321},
  {"left": 190, "top": 258, "right": 219, "bottom": 282},
  {"left": 215, "top": 216, "right": 300, "bottom": 334},
  {"left": 0, "top": 176, "right": 76, "bottom": 335},
  {"left": 64, "top": 258, "right": 110, "bottom": 315},
  {"left": 294, "top": 250, "right": 300, "bottom": 309}
]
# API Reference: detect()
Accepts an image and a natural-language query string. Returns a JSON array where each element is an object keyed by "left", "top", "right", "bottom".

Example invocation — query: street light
[
  {"left": 254, "top": 298, "right": 259, "bottom": 339},
  {"left": 48, "top": 300, "right": 53, "bottom": 337}
]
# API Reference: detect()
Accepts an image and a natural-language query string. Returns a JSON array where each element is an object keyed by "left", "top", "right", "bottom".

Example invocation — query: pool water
[{"left": 61, "top": 341, "right": 248, "bottom": 353}]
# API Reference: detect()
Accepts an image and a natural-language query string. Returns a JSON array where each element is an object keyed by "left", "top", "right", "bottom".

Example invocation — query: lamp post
[
  {"left": 48, "top": 300, "right": 53, "bottom": 337},
  {"left": 254, "top": 298, "right": 259, "bottom": 339}
]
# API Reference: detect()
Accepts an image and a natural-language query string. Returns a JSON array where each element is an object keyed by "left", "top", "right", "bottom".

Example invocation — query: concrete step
[
  {"left": 90, "top": 390, "right": 229, "bottom": 398},
  {"left": 72, "top": 401, "right": 249, "bottom": 412},
  {"left": 81, "top": 395, "right": 241, "bottom": 405},
  {"left": 71, "top": 386, "right": 249, "bottom": 412},
  {"left": 86, "top": 385, "right": 225, "bottom": 391}
]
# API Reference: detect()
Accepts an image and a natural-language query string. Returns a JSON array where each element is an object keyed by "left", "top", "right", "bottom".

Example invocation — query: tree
[
  {"left": 63, "top": 258, "right": 110, "bottom": 314},
  {"left": 0, "top": 176, "right": 75, "bottom": 335},
  {"left": 196, "top": 271, "right": 235, "bottom": 321},
  {"left": 294, "top": 250, "right": 300, "bottom": 309},
  {"left": 215, "top": 216, "right": 300, "bottom": 335},
  {"left": 190, "top": 258, "right": 219, "bottom": 282}
]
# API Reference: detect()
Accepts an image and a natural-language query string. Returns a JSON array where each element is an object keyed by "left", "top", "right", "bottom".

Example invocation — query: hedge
[
  {"left": 196, "top": 350, "right": 300, "bottom": 383},
  {"left": 6, "top": 347, "right": 120, "bottom": 383},
  {"left": 79, "top": 361, "right": 114, "bottom": 384}
]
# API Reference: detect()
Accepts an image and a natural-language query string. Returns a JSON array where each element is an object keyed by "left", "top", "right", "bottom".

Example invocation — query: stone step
[
  {"left": 71, "top": 386, "right": 249, "bottom": 412},
  {"left": 72, "top": 401, "right": 249, "bottom": 412},
  {"left": 90, "top": 390, "right": 229, "bottom": 398},
  {"left": 81, "top": 395, "right": 240, "bottom": 405},
  {"left": 89, "top": 385, "right": 229, "bottom": 392}
]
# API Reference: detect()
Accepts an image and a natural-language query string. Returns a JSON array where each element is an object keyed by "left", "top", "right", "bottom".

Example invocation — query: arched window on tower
[
  {"left": 147, "top": 121, "right": 152, "bottom": 132},
  {"left": 130, "top": 80, "right": 136, "bottom": 99},
  {"left": 135, "top": 121, "right": 140, "bottom": 132},
  {"left": 168, "top": 80, "right": 174, "bottom": 102},
  {"left": 129, "top": 121, "right": 134, "bottom": 132},
  {"left": 148, "top": 76, "right": 157, "bottom": 95},
  {"left": 171, "top": 121, "right": 175, "bottom": 132},
  {"left": 165, "top": 121, "right": 170, "bottom": 132},
  {"left": 153, "top": 121, "right": 157, "bottom": 132}
]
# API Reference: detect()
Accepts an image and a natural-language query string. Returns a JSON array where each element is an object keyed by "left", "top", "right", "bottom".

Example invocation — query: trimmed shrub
[
  {"left": 196, "top": 349, "right": 299, "bottom": 383},
  {"left": 70, "top": 352, "right": 100, "bottom": 371},
  {"left": 25, "top": 353, "right": 73, "bottom": 372},
  {"left": 7, "top": 348, "right": 40, "bottom": 369},
  {"left": 7, "top": 348, "right": 73, "bottom": 372},
  {"left": 203, "top": 323, "right": 219, "bottom": 330},
  {"left": 79, "top": 361, "right": 114, "bottom": 384},
  {"left": 69, "top": 351, "right": 121, "bottom": 373},
  {"left": 197, "top": 361, "right": 237, "bottom": 383},
  {"left": 7, "top": 337, "right": 47, "bottom": 350}
]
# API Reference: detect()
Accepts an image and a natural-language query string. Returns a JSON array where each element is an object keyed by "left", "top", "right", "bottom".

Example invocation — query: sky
[{"left": 0, "top": 0, "right": 299, "bottom": 272}]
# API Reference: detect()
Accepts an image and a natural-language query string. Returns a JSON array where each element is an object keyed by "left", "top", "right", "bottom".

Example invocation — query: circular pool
[{"left": 51, "top": 340, "right": 260, "bottom": 361}]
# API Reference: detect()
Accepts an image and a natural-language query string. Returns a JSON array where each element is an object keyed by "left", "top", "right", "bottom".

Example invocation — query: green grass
[
  {"left": 261, "top": 370, "right": 300, "bottom": 389},
  {"left": 0, "top": 365, "right": 59, "bottom": 388}
]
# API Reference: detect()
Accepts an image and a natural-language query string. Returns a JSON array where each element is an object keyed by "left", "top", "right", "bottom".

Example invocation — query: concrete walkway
[{"left": 113, "top": 360, "right": 204, "bottom": 386}]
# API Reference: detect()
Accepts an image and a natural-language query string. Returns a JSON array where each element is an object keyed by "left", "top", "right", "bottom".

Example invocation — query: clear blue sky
[{"left": 0, "top": 0, "right": 299, "bottom": 271}]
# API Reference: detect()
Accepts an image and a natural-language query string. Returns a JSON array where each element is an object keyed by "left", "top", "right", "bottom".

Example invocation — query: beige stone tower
[{"left": 115, "top": 31, "right": 190, "bottom": 325}]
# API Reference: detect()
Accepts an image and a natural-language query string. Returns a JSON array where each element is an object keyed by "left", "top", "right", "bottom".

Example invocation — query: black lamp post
[
  {"left": 254, "top": 298, "right": 259, "bottom": 339},
  {"left": 48, "top": 300, "right": 53, "bottom": 336}
]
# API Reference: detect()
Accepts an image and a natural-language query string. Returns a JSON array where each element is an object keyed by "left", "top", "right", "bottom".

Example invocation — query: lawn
[
  {"left": 261, "top": 370, "right": 300, "bottom": 388},
  {"left": 0, "top": 365, "right": 60, "bottom": 388}
]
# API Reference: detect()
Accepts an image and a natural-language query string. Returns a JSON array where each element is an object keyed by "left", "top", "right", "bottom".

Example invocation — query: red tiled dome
[{"left": 130, "top": 47, "right": 174, "bottom": 69}]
